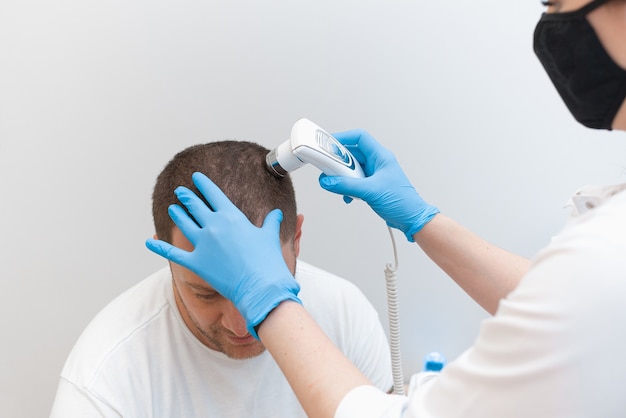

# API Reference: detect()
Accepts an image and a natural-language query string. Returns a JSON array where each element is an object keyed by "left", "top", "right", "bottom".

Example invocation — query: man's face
[{"left": 167, "top": 214, "right": 303, "bottom": 360}]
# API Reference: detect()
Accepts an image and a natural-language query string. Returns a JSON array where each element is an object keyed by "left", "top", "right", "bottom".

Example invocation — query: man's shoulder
[
  {"left": 59, "top": 267, "right": 173, "bottom": 382},
  {"left": 295, "top": 260, "right": 361, "bottom": 294},
  {"left": 97, "top": 266, "right": 172, "bottom": 319},
  {"left": 295, "top": 260, "right": 374, "bottom": 318}
]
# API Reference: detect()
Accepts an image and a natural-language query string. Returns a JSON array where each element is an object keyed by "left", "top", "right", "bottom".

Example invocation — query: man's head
[
  {"left": 152, "top": 140, "right": 303, "bottom": 359},
  {"left": 534, "top": 0, "right": 626, "bottom": 130}
]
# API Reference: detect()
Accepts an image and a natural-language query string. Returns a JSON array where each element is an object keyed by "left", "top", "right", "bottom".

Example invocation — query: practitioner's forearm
[
  {"left": 258, "top": 301, "right": 373, "bottom": 418},
  {"left": 414, "top": 214, "right": 530, "bottom": 314}
]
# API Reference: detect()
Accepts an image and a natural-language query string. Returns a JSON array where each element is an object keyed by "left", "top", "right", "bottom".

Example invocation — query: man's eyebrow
[{"left": 184, "top": 281, "right": 216, "bottom": 292}]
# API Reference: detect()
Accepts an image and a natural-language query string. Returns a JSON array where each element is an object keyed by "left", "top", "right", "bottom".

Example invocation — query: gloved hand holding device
[
  {"left": 145, "top": 172, "right": 301, "bottom": 340},
  {"left": 318, "top": 129, "right": 440, "bottom": 241}
]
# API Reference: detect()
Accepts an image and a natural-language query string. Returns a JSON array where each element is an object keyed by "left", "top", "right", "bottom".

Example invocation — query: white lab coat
[{"left": 337, "top": 184, "right": 626, "bottom": 417}]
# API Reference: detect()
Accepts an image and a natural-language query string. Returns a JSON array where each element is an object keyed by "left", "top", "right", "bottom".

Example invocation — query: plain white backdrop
[{"left": 2, "top": 1, "right": 626, "bottom": 416}]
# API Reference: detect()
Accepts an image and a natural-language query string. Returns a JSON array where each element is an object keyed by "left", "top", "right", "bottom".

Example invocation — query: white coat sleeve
[{"left": 335, "top": 385, "right": 407, "bottom": 418}]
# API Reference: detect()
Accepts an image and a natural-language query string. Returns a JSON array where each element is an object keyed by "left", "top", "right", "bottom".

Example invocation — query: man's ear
[
  {"left": 153, "top": 234, "right": 158, "bottom": 240},
  {"left": 293, "top": 214, "right": 304, "bottom": 257}
]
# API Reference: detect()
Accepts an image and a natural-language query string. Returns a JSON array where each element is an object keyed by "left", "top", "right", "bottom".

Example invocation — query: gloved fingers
[
  {"left": 331, "top": 129, "right": 362, "bottom": 147},
  {"left": 191, "top": 172, "right": 234, "bottom": 212},
  {"left": 332, "top": 129, "right": 393, "bottom": 174},
  {"left": 318, "top": 174, "right": 367, "bottom": 200},
  {"left": 344, "top": 144, "right": 366, "bottom": 165},
  {"left": 173, "top": 186, "right": 213, "bottom": 227},
  {"left": 168, "top": 204, "right": 202, "bottom": 241},
  {"left": 332, "top": 129, "right": 384, "bottom": 156},
  {"left": 260, "top": 209, "right": 284, "bottom": 235},
  {"left": 353, "top": 133, "right": 396, "bottom": 171},
  {"left": 331, "top": 130, "right": 367, "bottom": 165},
  {"left": 145, "top": 237, "right": 191, "bottom": 266},
  {"left": 318, "top": 174, "right": 355, "bottom": 203}
]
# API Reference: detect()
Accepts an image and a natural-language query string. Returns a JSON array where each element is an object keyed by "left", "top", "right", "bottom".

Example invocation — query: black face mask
[{"left": 533, "top": 0, "right": 626, "bottom": 130}]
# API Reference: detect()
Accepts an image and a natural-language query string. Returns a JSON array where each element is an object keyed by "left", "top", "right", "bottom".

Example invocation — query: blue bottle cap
[{"left": 423, "top": 352, "right": 446, "bottom": 372}]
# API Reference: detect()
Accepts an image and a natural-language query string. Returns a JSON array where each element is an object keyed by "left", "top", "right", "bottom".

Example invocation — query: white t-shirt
[
  {"left": 337, "top": 186, "right": 626, "bottom": 417},
  {"left": 51, "top": 261, "right": 392, "bottom": 418}
]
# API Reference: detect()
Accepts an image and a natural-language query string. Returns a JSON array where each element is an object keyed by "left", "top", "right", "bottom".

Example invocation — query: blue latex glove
[
  {"left": 145, "top": 172, "right": 301, "bottom": 339},
  {"left": 319, "top": 129, "right": 440, "bottom": 242}
]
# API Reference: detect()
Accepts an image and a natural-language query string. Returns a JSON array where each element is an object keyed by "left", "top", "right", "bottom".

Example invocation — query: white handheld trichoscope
[
  {"left": 266, "top": 119, "right": 405, "bottom": 395},
  {"left": 266, "top": 118, "right": 365, "bottom": 179}
]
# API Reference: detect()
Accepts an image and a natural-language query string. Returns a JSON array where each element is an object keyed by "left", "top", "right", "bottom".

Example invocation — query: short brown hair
[{"left": 152, "top": 141, "right": 297, "bottom": 244}]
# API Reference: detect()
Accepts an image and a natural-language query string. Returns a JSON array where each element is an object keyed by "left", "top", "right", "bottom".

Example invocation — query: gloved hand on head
[
  {"left": 319, "top": 129, "right": 440, "bottom": 242},
  {"left": 145, "top": 172, "right": 301, "bottom": 340}
]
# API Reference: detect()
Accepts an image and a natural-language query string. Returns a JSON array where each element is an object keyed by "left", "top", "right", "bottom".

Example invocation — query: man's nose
[{"left": 221, "top": 302, "right": 248, "bottom": 336}]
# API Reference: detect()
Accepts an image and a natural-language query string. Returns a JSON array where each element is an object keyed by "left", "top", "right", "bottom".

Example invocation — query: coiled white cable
[{"left": 385, "top": 226, "right": 405, "bottom": 395}]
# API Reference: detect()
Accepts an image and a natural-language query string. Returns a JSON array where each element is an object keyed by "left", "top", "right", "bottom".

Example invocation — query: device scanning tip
[{"left": 265, "top": 149, "right": 288, "bottom": 178}]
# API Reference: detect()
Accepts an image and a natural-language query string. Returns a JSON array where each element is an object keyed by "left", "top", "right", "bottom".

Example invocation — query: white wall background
[{"left": 2, "top": 1, "right": 626, "bottom": 416}]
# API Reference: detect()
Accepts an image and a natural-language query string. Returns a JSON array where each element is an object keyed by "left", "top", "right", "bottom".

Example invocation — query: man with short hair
[{"left": 50, "top": 140, "right": 392, "bottom": 417}]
